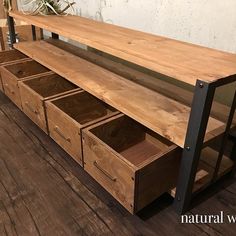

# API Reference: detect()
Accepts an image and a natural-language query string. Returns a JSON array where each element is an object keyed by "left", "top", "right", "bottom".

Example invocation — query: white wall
[
  {"left": 17, "top": 0, "right": 236, "bottom": 53},
  {"left": 74, "top": 0, "right": 236, "bottom": 53}
]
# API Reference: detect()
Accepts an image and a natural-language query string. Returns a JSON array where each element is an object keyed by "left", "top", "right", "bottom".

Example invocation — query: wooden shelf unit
[
  {"left": 14, "top": 40, "right": 225, "bottom": 148},
  {"left": 8, "top": 11, "right": 236, "bottom": 214}
]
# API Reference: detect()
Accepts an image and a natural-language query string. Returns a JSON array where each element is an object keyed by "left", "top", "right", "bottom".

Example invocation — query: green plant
[{"left": 22, "top": 0, "right": 75, "bottom": 15}]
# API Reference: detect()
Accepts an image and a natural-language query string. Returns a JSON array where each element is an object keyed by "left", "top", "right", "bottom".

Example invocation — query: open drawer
[
  {"left": 1, "top": 60, "right": 52, "bottom": 109},
  {"left": 0, "top": 49, "right": 29, "bottom": 92},
  {"left": 45, "top": 90, "right": 119, "bottom": 166},
  {"left": 82, "top": 114, "right": 182, "bottom": 213},
  {"left": 19, "top": 74, "right": 79, "bottom": 133}
]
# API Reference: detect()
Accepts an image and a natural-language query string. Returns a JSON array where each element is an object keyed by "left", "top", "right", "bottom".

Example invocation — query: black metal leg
[
  {"left": 174, "top": 80, "right": 215, "bottom": 214},
  {"left": 230, "top": 130, "right": 236, "bottom": 161},
  {"left": 231, "top": 143, "right": 236, "bottom": 161},
  {"left": 32, "top": 25, "right": 37, "bottom": 41},
  {"left": 7, "top": 15, "right": 16, "bottom": 49},
  {"left": 52, "top": 33, "right": 59, "bottom": 39},
  {"left": 40, "top": 28, "right": 44, "bottom": 40},
  {"left": 229, "top": 130, "right": 236, "bottom": 176}
]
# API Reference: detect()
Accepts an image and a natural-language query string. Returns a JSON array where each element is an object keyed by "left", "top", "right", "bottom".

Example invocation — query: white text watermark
[{"left": 181, "top": 211, "right": 236, "bottom": 224}]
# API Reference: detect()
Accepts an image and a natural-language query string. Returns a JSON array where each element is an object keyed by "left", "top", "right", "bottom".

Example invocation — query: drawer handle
[
  {"left": 54, "top": 126, "right": 71, "bottom": 143},
  {"left": 4, "top": 84, "right": 15, "bottom": 95},
  {"left": 25, "top": 102, "right": 39, "bottom": 115},
  {"left": 93, "top": 161, "right": 117, "bottom": 182}
]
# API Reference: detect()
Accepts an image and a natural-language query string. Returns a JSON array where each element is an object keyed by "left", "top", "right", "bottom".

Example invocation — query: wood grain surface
[
  {"left": 47, "top": 38, "right": 235, "bottom": 125},
  {"left": 46, "top": 90, "right": 118, "bottom": 165},
  {"left": 10, "top": 11, "right": 236, "bottom": 85},
  {"left": 0, "top": 0, "right": 17, "bottom": 18},
  {"left": 0, "top": 19, "right": 41, "bottom": 50},
  {"left": 0, "top": 50, "right": 29, "bottom": 92},
  {"left": 83, "top": 114, "right": 181, "bottom": 213},
  {"left": 19, "top": 74, "right": 79, "bottom": 133},
  {"left": 14, "top": 40, "right": 225, "bottom": 147}
]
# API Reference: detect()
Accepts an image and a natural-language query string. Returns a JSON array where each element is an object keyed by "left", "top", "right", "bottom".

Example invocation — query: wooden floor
[{"left": 1, "top": 91, "right": 236, "bottom": 236}]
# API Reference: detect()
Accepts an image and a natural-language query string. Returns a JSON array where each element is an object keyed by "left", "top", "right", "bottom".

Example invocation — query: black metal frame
[
  {"left": 230, "top": 130, "right": 236, "bottom": 162},
  {"left": 7, "top": 15, "right": 16, "bottom": 49},
  {"left": 7, "top": 14, "right": 236, "bottom": 215},
  {"left": 52, "top": 33, "right": 59, "bottom": 39},
  {"left": 174, "top": 78, "right": 236, "bottom": 214},
  {"left": 31, "top": 25, "right": 37, "bottom": 41},
  {"left": 7, "top": 17, "right": 58, "bottom": 46}
]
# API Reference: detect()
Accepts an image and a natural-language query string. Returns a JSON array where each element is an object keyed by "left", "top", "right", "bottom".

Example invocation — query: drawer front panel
[
  {"left": 83, "top": 130, "right": 135, "bottom": 213},
  {"left": 20, "top": 82, "right": 47, "bottom": 133},
  {"left": 46, "top": 102, "right": 83, "bottom": 166},
  {"left": 1, "top": 71, "right": 22, "bottom": 109},
  {"left": 136, "top": 147, "right": 181, "bottom": 212}
]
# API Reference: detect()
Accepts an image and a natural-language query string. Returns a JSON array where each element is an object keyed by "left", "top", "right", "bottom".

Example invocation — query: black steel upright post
[
  {"left": 52, "top": 33, "right": 59, "bottom": 39},
  {"left": 7, "top": 14, "right": 16, "bottom": 49},
  {"left": 230, "top": 130, "right": 236, "bottom": 162},
  {"left": 174, "top": 80, "right": 215, "bottom": 214},
  {"left": 31, "top": 25, "right": 37, "bottom": 41},
  {"left": 40, "top": 28, "right": 44, "bottom": 40}
]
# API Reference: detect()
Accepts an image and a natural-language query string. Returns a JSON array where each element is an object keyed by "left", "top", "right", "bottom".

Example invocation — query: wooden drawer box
[
  {"left": 46, "top": 90, "right": 119, "bottom": 166},
  {"left": 19, "top": 74, "right": 79, "bottom": 133},
  {"left": 83, "top": 114, "right": 182, "bottom": 213},
  {"left": 0, "top": 50, "right": 29, "bottom": 92},
  {"left": 1, "top": 60, "right": 51, "bottom": 108}
]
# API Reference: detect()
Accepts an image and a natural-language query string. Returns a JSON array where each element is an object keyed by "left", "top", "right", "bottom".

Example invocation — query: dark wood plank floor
[{"left": 1, "top": 91, "right": 236, "bottom": 236}]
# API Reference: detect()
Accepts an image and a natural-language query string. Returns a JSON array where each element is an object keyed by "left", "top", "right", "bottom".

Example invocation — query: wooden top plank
[
  {"left": 10, "top": 11, "right": 236, "bottom": 86},
  {"left": 14, "top": 40, "right": 224, "bottom": 147}
]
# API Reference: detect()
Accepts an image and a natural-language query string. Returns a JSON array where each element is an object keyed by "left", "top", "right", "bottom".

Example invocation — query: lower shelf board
[
  {"left": 14, "top": 40, "right": 225, "bottom": 148},
  {"left": 170, "top": 147, "right": 234, "bottom": 197}
]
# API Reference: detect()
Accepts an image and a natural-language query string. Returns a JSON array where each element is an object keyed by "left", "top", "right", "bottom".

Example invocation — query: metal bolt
[
  {"left": 186, "top": 146, "right": 191, "bottom": 151},
  {"left": 177, "top": 196, "right": 181, "bottom": 201},
  {"left": 199, "top": 83, "right": 204, "bottom": 88}
]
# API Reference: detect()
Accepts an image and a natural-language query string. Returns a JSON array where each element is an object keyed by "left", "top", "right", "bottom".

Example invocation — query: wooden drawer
[
  {"left": 19, "top": 74, "right": 79, "bottom": 133},
  {"left": 83, "top": 114, "right": 182, "bottom": 213},
  {"left": 1, "top": 60, "right": 51, "bottom": 108},
  {"left": 0, "top": 49, "right": 29, "bottom": 92},
  {"left": 0, "top": 50, "right": 28, "bottom": 64},
  {"left": 46, "top": 90, "right": 119, "bottom": 166}
]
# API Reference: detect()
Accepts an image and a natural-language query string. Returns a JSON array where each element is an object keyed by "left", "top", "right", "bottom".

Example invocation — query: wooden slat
[
  {"left": 14, "top": 40, "right": 224, "bottom": 147},
  {"left": 10, "top": 11, "right": 236, "bottom": 86}
]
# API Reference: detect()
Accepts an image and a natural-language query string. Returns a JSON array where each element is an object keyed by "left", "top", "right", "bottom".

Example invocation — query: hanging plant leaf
[{"left": 21, "top": 0, "right": 76, "bottom": 15}]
